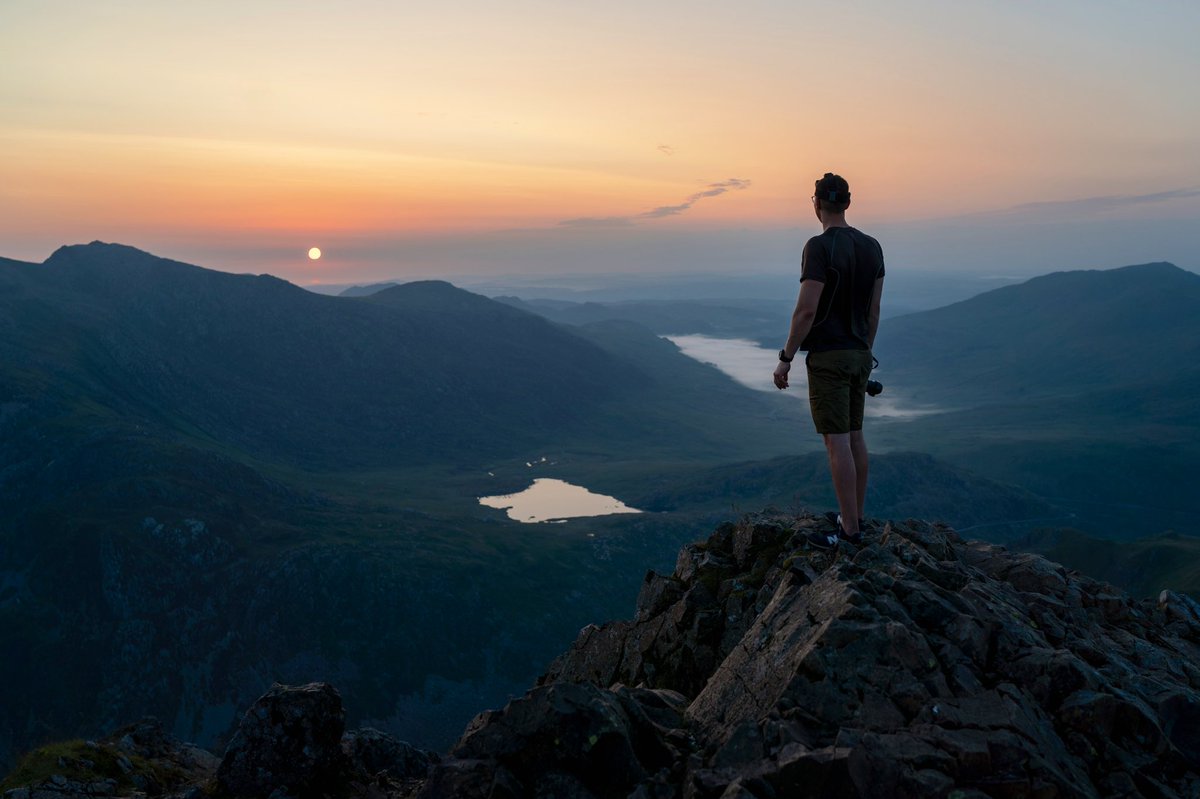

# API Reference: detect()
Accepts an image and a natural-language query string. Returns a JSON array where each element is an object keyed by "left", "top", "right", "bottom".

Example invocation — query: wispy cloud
[
  {"left": 560, "top": 178, "right": 751, "bottom": 227},
  {"left": 657, "top": 144, "right": 675, "bottom": 156},
  {"left": 1000, "top": 188, "right": 1200, "bottom": 216},
  {"left": 556, "top": 215, "right": 637, "bottom": 228}
]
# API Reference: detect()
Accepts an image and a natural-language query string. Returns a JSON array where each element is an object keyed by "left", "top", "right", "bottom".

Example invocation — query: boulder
[
  {"left": 216, "top": 682, "right": 347, "bottom": 799},
  {"left": 341, "top": 727, "right": 436, "bottom": 780},
  {"left": 418, "top": 682, "right": 689, "bottom": 798}
]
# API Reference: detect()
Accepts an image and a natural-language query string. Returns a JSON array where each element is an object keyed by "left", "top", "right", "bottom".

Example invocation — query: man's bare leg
[
  {"left": 823, "top": 433, "right": 859, "bottom": 536},
  {"left": 849, "top": 429, "right": 869, "bottom": 522}
]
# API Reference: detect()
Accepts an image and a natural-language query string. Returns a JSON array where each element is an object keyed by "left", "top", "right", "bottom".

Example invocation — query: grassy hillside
[
  {"left": 1017, "top": 527, "right": 1200, "bottom": 599},
  {"left": 875, "top": 262, "right": 1200, "bottom": 406},
  {"left": 861, "top": 263, "right": 1200, "bottom": 538},
  {"left": 610, "top": 451, "right": 1058, "bottom": 540},
  {"left": 4, "top": 243, "right": 647, "bottom": 468},
  {"left": 494, "top": 295, "right": 793, "bottom": 342}
]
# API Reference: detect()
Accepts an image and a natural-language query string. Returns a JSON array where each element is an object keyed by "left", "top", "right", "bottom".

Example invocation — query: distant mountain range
[
  {"left": 3, "top": 244, "right": 1197, "bottom": 776},
  {"left": 876, "top": 261, "right": 1200, "bottom": 407},
  {"left": 494, "top": 295, "right": 794, "bottom": 342},
  {"left": 1, "top": 243, "right": 647, "bottom": 469},
  {"left": 867, "top": 262, "right": 1200, "bottom": 537},
  {"left": 501, "top": 261, "right": 1200, "bottom": 540},
  {"left": 339, "top": 281, "right": 400, "bottom": 297},
  {"left": 1016, "top": 526, "right": 1200, "bottom": 599}
]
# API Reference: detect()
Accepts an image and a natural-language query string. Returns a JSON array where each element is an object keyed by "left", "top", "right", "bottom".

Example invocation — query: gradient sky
[{"left": 3, "top": 1, "right": 1198, "bottom": 284}]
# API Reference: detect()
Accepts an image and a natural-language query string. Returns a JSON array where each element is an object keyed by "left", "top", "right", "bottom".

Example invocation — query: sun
[{"left": 308, "top": 247, "right": 322, "bottom": 260}]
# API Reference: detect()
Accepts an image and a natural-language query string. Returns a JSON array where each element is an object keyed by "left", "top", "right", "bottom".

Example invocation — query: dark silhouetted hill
[
  {"left": 1018, "top": 527, "right": 1200, "bottom": 600},
  {"left": 339, "top": 281, "right": 400, "bottom": 297},
  {"left": 494, "top": 295, "right": 792, "bottom": 341},
  {"left": 870, "top": 262, "right": 1200, "bottom": 538},
  {"left": 876, "top": 262, "right": 1200, "bottom": 406},
  {"left": 5, "top": 242, "right": 646, "bottom": 467}
]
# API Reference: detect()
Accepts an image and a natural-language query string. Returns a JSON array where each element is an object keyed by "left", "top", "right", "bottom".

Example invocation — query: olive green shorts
[{"left": 805, "top": 349, "right": 874, "bottom": 434}]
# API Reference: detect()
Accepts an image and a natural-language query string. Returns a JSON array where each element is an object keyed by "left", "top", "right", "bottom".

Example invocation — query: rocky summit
[
  {"left": 427, "top": 513, "right": 1200, "bottom": 798},
  {"left": 4, "top": 513, "right": 1199, "bottom": 798}
]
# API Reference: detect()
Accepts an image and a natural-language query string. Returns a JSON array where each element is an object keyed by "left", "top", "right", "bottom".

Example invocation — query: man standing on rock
[{"left": 773, "top": 172, "right": 885, "bottom": 549}]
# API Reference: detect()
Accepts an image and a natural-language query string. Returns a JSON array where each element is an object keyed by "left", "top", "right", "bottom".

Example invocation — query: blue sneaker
[
  {"left": 806, "top": 529, "right": 839, "bottom": 550},
  {"left": 825, "top": 511, "right": 864, "bottom": 544}
]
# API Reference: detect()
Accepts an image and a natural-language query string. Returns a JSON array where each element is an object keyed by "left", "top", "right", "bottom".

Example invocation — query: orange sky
[{"left": 2, "top": 1, "right": 1198, "bottom": 281}]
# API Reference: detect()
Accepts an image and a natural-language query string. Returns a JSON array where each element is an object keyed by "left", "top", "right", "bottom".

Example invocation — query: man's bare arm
[
  {"left": 773, "top": 280, "right": 823, "bottom": 390},
  {"left": 867, "top": 277, "right": 884, "bottom": 348},
  {"left": 782, "top": 279, "right": 824, "bottom": 360}
]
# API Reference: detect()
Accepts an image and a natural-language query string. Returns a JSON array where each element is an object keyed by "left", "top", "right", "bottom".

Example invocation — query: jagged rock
[
  {"left": 0, "top": 718, "right": 216, "bottom": 799},
  {"left": 530, "top": 512, "right": 1200, "bottom": 798},
  {"left": 341, "top": 727, "right": 437, "bottom": 780},
  {"left": 1, "top": 776, "right": 118, "bottom": 799},
  {"left": 111, "top": 717, "right": 219, "bottom": 779},
  {"left": 216, "top": 682, "right": 348, "bottom": 799},
  {"left": 1158, "top": 589, "right": 1200, "bottom": 639},
  {"left": 414, "top": 681, "right": 690, "bottom": 798}
]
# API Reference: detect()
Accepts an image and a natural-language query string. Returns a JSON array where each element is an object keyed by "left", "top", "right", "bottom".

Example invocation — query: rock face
[
  {"left": 210, "top": 683, "right": 436, "bottom": 798},
  {"left": 216, "top": 682, "right": 349, "bottom": 798},
  {"left": 0, "top": 718, "right": 217, "bottom": 799},
  {"left": 5, "top": 513, "right": 1199, "bottom": 798},
  {"left": 419, "top": 682, "right": 690, "bottom": 798},
  {"left": 1, "top": 683, "right": 437, "bottom": 799},
  {"left": 341, "top": 727, "right": 437, "bottom": 783},
  {"left": 423, "top": 513, "right": 1200, "bottom": 798}
]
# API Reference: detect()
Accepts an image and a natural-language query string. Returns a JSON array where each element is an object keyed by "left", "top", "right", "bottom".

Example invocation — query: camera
[{"left": 866, "top": 356, "right": 882, "bottom": 396}]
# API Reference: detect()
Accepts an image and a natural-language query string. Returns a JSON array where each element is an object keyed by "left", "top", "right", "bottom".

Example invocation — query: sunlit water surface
[
  {"left": 479, "top": 478, "right": 643, "bottom": 523},
  {"left": 664, "top": 334, "right": 941, "bottom": 420}
]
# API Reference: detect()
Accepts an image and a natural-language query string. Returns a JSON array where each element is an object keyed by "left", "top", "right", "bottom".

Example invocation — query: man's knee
[{"left": 823, "top": 432, "right": 852, "bottom": 454}]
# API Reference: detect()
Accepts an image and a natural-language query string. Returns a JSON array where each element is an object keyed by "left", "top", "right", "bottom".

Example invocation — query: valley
[{"left": 2, "top": 245, "right": 1197, "bottom": 774}]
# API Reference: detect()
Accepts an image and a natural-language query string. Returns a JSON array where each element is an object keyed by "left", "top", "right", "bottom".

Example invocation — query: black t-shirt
[{"left": 800, "top": 226, "right": 885, "bottom": 352}]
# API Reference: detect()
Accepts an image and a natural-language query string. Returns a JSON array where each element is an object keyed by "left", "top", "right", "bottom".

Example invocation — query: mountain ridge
[
  {"left": 0, "top": 242, "right": 652, "bottom": 468},
  {"left": 875, "top": 260, "right": 1200, "bottom": 403}
]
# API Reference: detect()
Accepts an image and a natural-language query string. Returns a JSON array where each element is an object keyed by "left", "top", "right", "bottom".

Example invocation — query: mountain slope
[
  {"left": 867, "top": 262, "right": 1200, "bottom": 537},
  {"left": 494, "top": 295, "right": 793, "bottom": 342},
  {"left": 0, "top": 242, "right": 808, "bottom": 770},
  {"left": 10, "top": 514, "right": 1198, "bottom": 797},
  {"left": 3, "top": 243, "right": 646, "bottom": 468},
  {"left": 620, "top": 451, "right": 1059, "bottom": 539},
  {"left": 2, "top": 243, "right": 807, "bottom": 475},
  {"left": 875, "top": 262, "right": 1200, "bottom": 406},
  {"left": 1018, "top": 527, "right": 1200, "bottom": 599}
]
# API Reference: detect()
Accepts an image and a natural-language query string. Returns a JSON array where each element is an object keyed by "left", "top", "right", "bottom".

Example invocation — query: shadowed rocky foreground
[{"left": 4, "top": 513, "right": 1199, "bottom": 798}]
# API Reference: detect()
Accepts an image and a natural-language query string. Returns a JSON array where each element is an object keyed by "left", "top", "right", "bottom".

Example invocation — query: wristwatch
[{"left": 778, "top": 349, "right": 793, "bottom": 363}]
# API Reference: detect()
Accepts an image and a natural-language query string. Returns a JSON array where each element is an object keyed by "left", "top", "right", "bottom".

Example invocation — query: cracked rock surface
[{"left": 429, "top": 512, "right": 1200, "bottom": 798}]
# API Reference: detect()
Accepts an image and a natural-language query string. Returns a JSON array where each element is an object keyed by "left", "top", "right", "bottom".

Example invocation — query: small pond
[{"left": 479, "top": 478, "right": 643, "bottom": 523}]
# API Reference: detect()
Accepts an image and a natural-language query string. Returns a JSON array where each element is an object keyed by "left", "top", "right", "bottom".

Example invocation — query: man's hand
[{"left": 773, "top": 360, "right": 791, "bottom": 389}]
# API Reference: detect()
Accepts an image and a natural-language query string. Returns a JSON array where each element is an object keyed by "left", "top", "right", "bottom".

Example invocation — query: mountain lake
[
  {"left": 479, "top": 478, "right": 643, "bottom": 523},
  {"left": 664, "top": 334, "right": 941, "bottom": 420}
]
